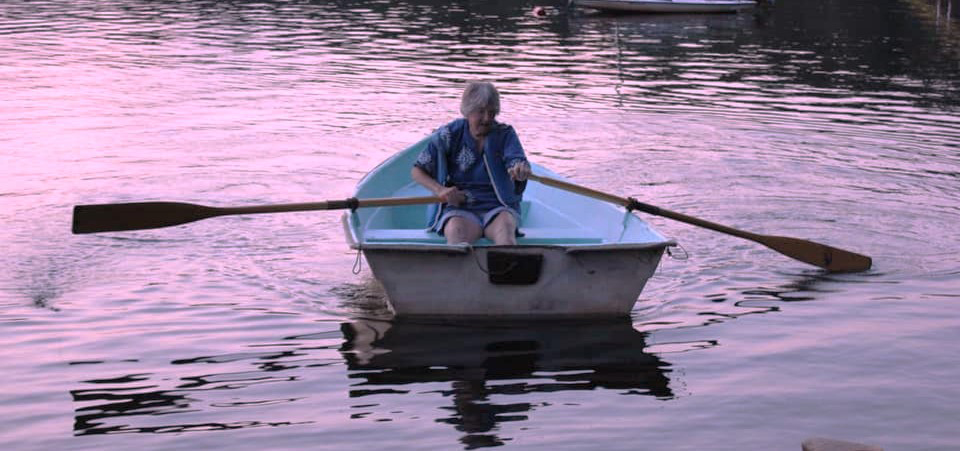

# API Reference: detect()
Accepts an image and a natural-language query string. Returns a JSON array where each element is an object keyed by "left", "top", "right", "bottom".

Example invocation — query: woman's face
[{"left": 466, "top": 106, "right": 497, "bottom": 138}]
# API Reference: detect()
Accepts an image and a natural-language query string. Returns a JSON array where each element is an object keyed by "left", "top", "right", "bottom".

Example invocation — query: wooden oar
[
  {"left": 528, "top": 174, "right": 872, "bottom": 272},
  {"left": 72, "top": 196, "right": 440, "bottom": 234}
]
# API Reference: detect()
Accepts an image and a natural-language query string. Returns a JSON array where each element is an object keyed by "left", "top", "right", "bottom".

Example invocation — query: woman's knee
[
  {"left": 491, "top": 211, "right": 517, "bottom": 231},
  {"left": 486, "top": 212, "right": 517, "bottom": 244},
  {"left": 444, "top": 217, "right": 481, "bottom": 243},
  {"left": 501, "top": 211, "right": 518, "bottom": 229}
]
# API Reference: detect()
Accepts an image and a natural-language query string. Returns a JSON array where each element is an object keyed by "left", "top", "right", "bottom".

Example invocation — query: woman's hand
[
  {"left": 437, "top": 186, "right": 466, "bottom": 206},
  {"left": 412, "top": 166, "right": 465, "bottom": 206},
  {"left": 508, "top": 160, "right": 531, "bottom": 181}
]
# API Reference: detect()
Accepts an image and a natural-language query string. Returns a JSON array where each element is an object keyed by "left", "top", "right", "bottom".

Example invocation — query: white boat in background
[
  {"left": 574, "top": 0, "right": 757, "bottom": 13},
  {"left": 342, "top": 135, "right": 674, "bottom": 318}
]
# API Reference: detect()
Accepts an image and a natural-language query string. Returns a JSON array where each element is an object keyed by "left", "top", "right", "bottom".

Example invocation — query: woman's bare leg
[
  {"left": 444, "top": 216, "right": 483, "bottom": 244},
  {"left": 484, "top": 211, "right": 517, "bottom": 245}
]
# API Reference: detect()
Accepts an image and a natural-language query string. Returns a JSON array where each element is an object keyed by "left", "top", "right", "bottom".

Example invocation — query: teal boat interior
[{"left": 346, "top": 136, "right": 672, "bottom": 248}]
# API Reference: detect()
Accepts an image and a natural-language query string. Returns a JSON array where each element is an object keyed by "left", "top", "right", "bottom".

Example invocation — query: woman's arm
[
  {"left": 501, "top": 126, "right": 530, "bottom": 181},
  {"left": 411, "top": 166, "right": 465, "bottom": 206}
]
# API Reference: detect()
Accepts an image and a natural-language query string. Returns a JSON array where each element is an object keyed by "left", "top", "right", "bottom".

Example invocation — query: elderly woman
[{"left": 411, "top": 82, "right": 532, "bottom": 245}]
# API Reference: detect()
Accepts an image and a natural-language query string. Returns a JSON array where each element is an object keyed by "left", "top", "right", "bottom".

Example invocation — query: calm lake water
[{"left": 2, "top": 0, "right": 959, "bottom": 449}]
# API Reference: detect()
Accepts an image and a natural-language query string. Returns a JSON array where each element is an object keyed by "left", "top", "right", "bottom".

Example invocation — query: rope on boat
[
  {"left": 667, "top": 243, "right": 689, "bottom": 261},
  {"left": 349, "top": 199, "right": 363, "bottom": 274},
  {"left": 352, "top": 245, "right": 364, "bottom": 274},
  {"left": 617, "top": 210, "right": 631, "bottom": 242},
  {"left": 469, "top": 244, "right": 489, "bottom": 274},
  {"left": 469, "top": 245, "right": 522, "bottom": 276}
]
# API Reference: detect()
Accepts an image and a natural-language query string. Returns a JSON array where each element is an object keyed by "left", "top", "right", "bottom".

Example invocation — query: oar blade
[
  {"left": 72, "top": 202, "right": 219, "bottom": 234},
  {"left": 759, "top": 235, "right": 872, "bottom": 272}
]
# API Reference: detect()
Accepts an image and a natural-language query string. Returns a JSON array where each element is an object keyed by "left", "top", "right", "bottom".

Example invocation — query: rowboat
[
  {"left": 342, "top": 135, "right": 675, "bottom": 317},
  {"left": 70, "top": 134, "right": 870, "bottom": 303},
  {"left": 71, "top": 132, "right": 870, "bottom": 305},
  {"left": 573, "top": 0, "right": 757, "bottom": 14}
]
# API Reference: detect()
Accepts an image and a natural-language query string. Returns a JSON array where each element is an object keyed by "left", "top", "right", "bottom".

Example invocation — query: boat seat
[
  {"left": 518, "top": 228, "right": 604, "bottom": 244},
  {"left": 363, "top": 228, "right": 444, "bottom": 243},
  {"left": 363, "top": 227, "right": 604, "bottom": 245}
]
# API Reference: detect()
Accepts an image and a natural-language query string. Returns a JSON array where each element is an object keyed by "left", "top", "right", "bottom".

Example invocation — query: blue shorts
[{"left": 437, "top": 205, "right": 519, "bottom": 236}]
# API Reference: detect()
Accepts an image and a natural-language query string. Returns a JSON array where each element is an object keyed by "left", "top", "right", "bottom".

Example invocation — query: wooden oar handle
[{"left": 527, "top": 174, "right": 628, "bottom": 206}]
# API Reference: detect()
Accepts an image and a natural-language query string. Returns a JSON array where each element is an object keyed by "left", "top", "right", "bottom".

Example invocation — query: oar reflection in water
[{"left": 339, "top": 318, "right": 674, "bottom": 447}]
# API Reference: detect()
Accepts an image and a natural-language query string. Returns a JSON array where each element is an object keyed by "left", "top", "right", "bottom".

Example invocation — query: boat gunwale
[
  {"left": 348, "top": 240, "right": 676, "bottom": 254},
  {"left": 343, "top": 211, "right": 675, "bottom": 253}
]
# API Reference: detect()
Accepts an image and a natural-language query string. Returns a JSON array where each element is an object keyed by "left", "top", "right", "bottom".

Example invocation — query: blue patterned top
[{"left": 414, "top": 118, "right": 527, "bottom": 212}]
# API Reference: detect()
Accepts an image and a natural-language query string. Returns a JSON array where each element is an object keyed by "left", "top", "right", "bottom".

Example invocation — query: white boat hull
[
  {"left": 360, "top": 244, "right": 665, "bottom": 317},
  {"left": 575, "top": 0, "right": 756, "bottom": 13}
]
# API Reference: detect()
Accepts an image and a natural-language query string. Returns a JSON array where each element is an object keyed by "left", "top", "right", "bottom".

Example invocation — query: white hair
[{"left": 460, "top": 81, "right": 501, "bottom": 116}]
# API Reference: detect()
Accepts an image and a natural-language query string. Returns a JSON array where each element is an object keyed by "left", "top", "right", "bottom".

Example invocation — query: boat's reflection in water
[{"left": 340, "top": 317, "right": 674, "bottom": 448}]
